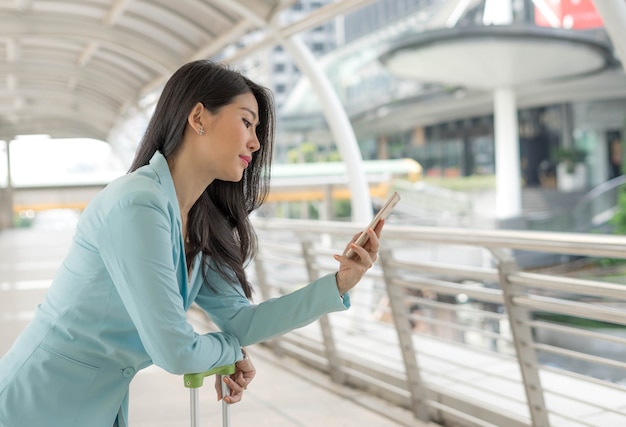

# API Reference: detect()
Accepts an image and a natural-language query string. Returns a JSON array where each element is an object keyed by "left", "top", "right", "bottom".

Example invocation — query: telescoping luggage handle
[{"left": 184, "top": 364, "right": 236, "bottom": 427}]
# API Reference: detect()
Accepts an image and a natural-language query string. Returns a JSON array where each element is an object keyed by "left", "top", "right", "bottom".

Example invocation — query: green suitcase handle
[{"left": 184, "top": 364, "right": 236, "bottom": 389}]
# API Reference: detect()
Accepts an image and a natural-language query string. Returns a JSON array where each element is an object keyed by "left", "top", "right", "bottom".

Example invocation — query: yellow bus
[
  {"left": 267, "top": 158, "right": 421, "bottom": 203},
  {"left": 11, "top": 159, "right": 421, "bottom": 218}
]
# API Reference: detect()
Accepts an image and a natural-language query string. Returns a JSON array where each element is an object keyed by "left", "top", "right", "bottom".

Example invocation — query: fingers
[
  {"left": 218, "top": 375, "right": 244, "bottom": 404},
  {"left": 221, "top": 353, "right": 256, "bottom": 404},
  {"left": 347, "top": 243, "right": 375, "bottom": 267},
  {"left": 334, "top": 222, "right": 384, "bottom": 295},
  {"left": 235, "top": 358, "right": 256, "bottom": 387},
  {"left": 373, "top": 218, "right": 384, "bottom": 238},
  {"left": 222, "top": 376, "right": 244, "bottom": 404},
  {"left": 349, "top": 227, "right": 380, "bottom": 261},
  {"left": 364, "top": 227, "right": 380, "bottom": 253}
]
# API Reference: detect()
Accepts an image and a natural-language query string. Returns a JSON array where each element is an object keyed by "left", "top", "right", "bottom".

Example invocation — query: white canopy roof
[{"left": 0, "top": 0, "right": 371, "bottom": 141}]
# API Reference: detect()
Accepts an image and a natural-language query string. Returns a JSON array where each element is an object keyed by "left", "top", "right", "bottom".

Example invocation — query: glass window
[{"left": 471, "top": 136, "right": 495, "bottom": 175}]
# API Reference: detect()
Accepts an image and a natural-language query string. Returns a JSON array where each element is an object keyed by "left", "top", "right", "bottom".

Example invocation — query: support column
[
  {"left": 1, "top": 139, "right": 14, "bottom": 229},
  {"left": 483, "top": 0, "right": 513, "bottom": 25},
  {"left": 493, "top": 87, "right": 522, "bottom": 220},
  {"left": 278, "top": 34, "right": 372, "bottom": 222},
  {"left": 278, "top": 35, "right": 374, "bottom": 328}
]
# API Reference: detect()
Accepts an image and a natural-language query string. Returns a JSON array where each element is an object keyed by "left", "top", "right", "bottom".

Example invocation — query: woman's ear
[{"left": 187, "top": 102, "right": 205, "bottom": 135}]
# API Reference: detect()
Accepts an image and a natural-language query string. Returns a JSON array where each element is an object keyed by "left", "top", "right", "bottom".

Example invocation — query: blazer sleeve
[
  {"left": 96, "top": 190, "right": 243, "bottom": 374},
  {"left": 193, "top": 265, "right": 351, "bottom": 346}
]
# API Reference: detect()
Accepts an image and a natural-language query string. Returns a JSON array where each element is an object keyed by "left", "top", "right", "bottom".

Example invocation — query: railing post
[
  {"left": 490, "top": 248, "right": 550, "bottom": 427},
  {"left": 0, "top": 138, "right": 14, "bottom": 230},
  {"left": 378, "top": 248, "right": 429, "bottom": 421},
  {"left": 301, "top": 240, "right": 346, "bottom": 384},
  {"left": 253, "top": 246, "right": 283, "bottom": 354}
]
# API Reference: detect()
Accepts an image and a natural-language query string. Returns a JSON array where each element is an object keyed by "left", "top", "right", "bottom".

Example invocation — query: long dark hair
[{"left": 129, "top": 60, "right": 275, "bottom": 299}]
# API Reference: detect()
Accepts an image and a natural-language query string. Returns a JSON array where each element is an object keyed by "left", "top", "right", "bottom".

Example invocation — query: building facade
[{"left": 277, "top": 0, "right": 626, "bottom": 196}]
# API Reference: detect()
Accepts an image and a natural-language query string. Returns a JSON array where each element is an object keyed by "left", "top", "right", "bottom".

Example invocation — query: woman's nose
[{"left": 249, "top": 132, "right": 261, "bottom": 152}]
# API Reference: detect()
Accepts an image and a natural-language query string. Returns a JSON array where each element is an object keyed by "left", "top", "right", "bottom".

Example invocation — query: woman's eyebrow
[{"left": 240, "top": 107, "right": 258, "bottom": 120}]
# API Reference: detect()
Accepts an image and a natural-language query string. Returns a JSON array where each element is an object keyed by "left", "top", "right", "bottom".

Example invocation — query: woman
[{"left": 0, "top": 60, "right": 382, "bottom": 427}]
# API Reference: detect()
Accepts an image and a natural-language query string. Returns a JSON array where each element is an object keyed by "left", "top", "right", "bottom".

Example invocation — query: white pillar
[
  {"left": 1, "top": 139, "right": 14, "bottom": 229},
  {"left": 483, "top": 0, "right": 513, "bottom": 25},
  {"left": 277, "top": 34, "right": 375, "bottom": 329},
  {"left": 278, "top": 34, "right": 373, "bottom": 222},
  {"left": 493, "top": 88, "right": 522, "bottom": 220}
]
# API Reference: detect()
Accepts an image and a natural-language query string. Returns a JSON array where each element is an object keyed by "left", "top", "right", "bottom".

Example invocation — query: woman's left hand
[
  {"left": 333, "top": 219, "right": 384, "bottom": 296},
  {"left": 215, "top": 350, "right": 256, "bottom": 404}
]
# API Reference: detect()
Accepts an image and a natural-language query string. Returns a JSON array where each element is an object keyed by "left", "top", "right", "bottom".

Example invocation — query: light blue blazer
[{"left": 0, "top": 152, "right": 349, "bottom": 427}]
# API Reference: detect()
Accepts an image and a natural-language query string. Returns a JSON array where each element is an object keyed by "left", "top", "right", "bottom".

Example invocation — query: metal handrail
[{"left": 250, "top": 218, "right": 626, "bottom": 427}]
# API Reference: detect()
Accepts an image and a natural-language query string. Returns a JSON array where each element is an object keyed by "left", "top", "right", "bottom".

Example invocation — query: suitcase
[{"left": 184, "top": 364, "right": 236, "bottom": 427}]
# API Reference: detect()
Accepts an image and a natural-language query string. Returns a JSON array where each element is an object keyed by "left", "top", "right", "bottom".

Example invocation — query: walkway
[{"left": 0, "top": 215, "right": 420, "bottom": 427}]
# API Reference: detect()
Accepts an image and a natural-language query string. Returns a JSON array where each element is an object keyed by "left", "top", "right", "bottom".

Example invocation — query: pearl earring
[{"left": 198, "top": 127, "right": 205, "bottom": 135}]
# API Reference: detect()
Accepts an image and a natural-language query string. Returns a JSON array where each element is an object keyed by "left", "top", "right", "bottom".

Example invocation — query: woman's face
[{"left": 198, "top": 92, "right": 261, "bottom": 183}]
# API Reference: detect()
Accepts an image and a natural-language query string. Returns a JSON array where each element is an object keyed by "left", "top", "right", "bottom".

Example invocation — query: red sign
[{"left": 535, "top": 0, "right": 604, "bottom": 29}]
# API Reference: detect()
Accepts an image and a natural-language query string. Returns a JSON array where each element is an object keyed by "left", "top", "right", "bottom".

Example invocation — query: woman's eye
[{"left": 243, "top": 119, "right": 252, "bottom": 128}]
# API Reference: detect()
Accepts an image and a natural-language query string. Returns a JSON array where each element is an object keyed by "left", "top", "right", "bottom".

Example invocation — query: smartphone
[{"left": 345, "top": 191, "right": 400, "bottom": 259}]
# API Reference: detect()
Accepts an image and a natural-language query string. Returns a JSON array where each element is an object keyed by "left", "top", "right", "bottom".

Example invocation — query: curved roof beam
[
  {"left": 224, "top": 0, "right": 376, "bottom": 64},
  {"left": 278, "top": 34, "right": 373, "bottom": 222},
  {"left": 224, "top": 0, "right": 376, "bottom": 222},
  {"left": 0, "top": 62, "right": 139, "bottom": 105},
  {"left": 0, "top": 84, "right": 118, "bottom": 110},
  {"left": 0, "top": 0, "right": 377, "bottom": 148},
  {"left": 210, "top": 0, "right": 270, "bottom": 27},
  {"left": 142, "top": 20, "right": 254, "bottom": 97},
  {"left": 139, "top": 0, "right": 274, "bottom": 99},
  {"left": 0, "top": 88, "right": 117, "bottom": 125},
  {"left": 0, "top": 15, "right": 179, "bottom": 75},
  {"left": 4, "top": 83, "right": 134, "bottom": 132}
]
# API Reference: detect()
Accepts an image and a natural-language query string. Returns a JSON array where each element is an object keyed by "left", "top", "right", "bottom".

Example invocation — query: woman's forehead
[
  {"left": 232, "top": 92, "right": 258, "bottom": 111},
  {"left": 231, "top": 92, "right": 259, "bottom": 120}
]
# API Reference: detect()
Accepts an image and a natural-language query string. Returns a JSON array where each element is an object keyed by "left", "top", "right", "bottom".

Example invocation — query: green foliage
[
  {"left": 554, "top": 147, "right": 587, "bottom": 173},
  {"left": 610, "top": 187, "right": 626, "bottom": 235},
  {"left": 326, "top": 151, "right": 341, "bottom": 162},
  {"left": 596, "top": 186, "right": 626, "bottom": 267},
  {"left": 595, "top": 257, "right": 626, "bottom": 268},
  {"left": 13, "top": 213, "right": 34, "bottom": 228},
  {"left": 534, "top": 312, "right": 624, "bottom": 329},
  {"left": 287, "top": 142, "right": 339, "bottom": 164},
  {"left": 423, "top": 174, "right": 495, "bottom": 191},
  {"left": 284, "top": 142, "right": 350, "bottom": 219},
  {"left": 308, "top": 202, "right": 319, "bottom": 219},
  {"left": 334, "top": 199, "right": 352, "bottom": 219}
]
